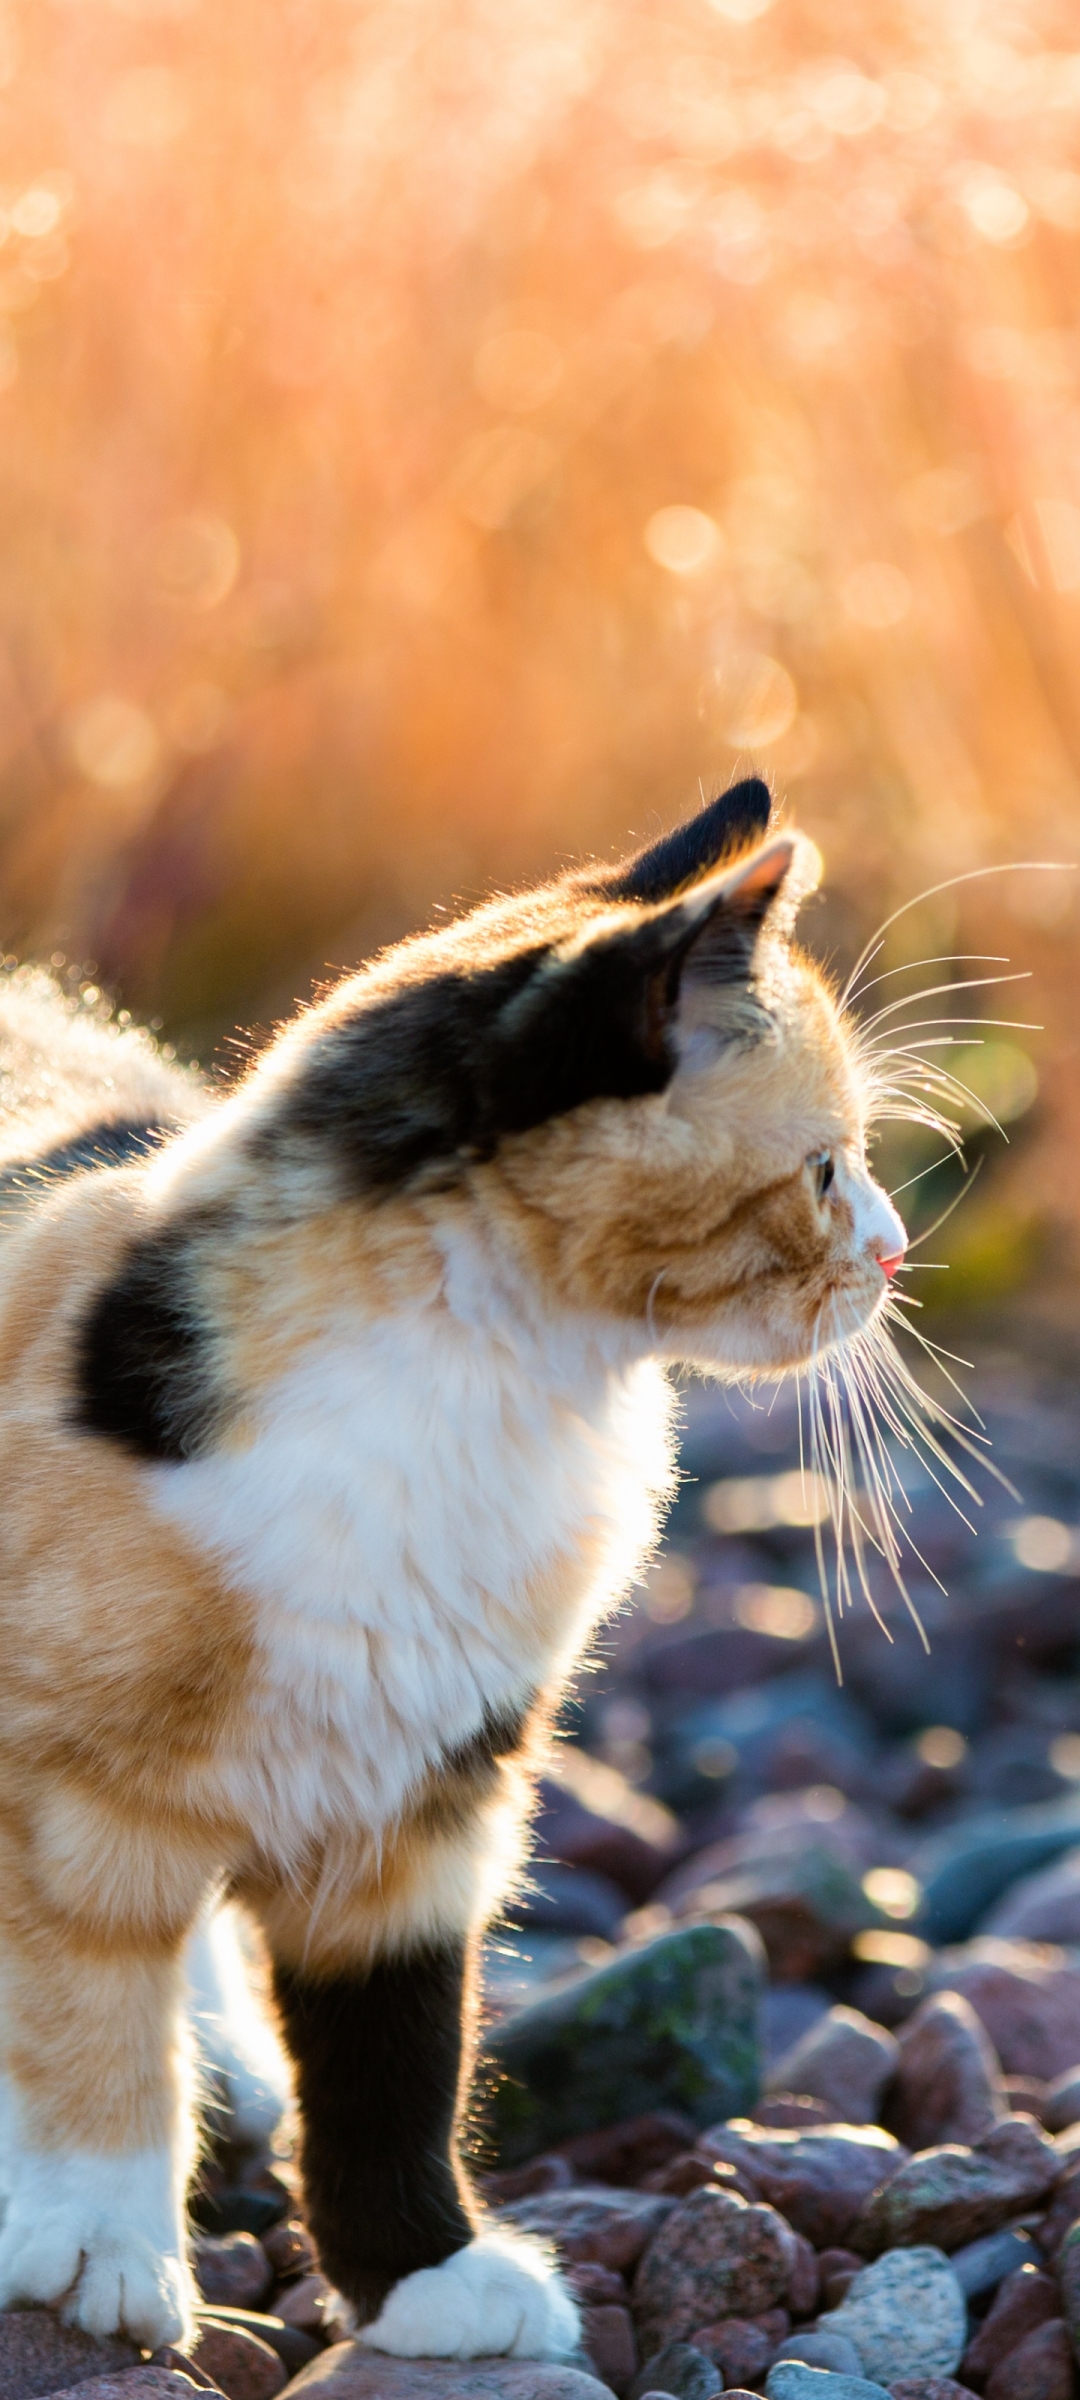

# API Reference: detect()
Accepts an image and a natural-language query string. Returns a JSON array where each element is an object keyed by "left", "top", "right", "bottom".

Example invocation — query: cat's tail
[{"left": 0, "top": 965, "right": 204, "bottom": 1205}]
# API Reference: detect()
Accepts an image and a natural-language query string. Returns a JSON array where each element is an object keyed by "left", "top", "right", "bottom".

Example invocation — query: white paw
[
  {"left": 357, "top": 2231, "right": 580, "bottom": 2361},
  {"left": 0, "top": 2145, "right": 194, "bottom": 2350}
]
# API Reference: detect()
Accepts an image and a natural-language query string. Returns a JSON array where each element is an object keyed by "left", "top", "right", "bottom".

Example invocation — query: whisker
[
  {"left": 856, "top": 971, "right": 1031, "bottom": 1034},
  {"left": 852, "top": 954, "right": 1008, "bottom": 1001},
  {"left": 842, "top": 861, "right": 1074, "bottom": 1007}
]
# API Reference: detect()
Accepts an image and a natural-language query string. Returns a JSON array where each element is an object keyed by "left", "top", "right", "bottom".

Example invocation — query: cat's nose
[{"left": 878, "top": 1246, "right": 906, "bottom": 1280}]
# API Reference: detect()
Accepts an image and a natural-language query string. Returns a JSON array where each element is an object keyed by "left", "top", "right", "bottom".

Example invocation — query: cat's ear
[
  {"left": 600, "top": 777, "right": 773, "bottom": 903},
  {"left": 484, "top": 830, "right": 819, "bottom": 1134}
]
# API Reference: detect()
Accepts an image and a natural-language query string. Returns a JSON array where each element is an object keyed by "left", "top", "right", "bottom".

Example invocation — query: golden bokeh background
[{"left": 3, "top": 0, "right": 1080, "bottom": 1297}]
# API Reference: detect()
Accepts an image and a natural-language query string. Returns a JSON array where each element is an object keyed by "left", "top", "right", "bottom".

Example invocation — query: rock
[
  {"left": 765, "top": 2366, "right": 890, "bottom": 2400},
  {"left": 505, "top": 1865, "right": 628, "bottom": 1940},
  {"left": 0, "top": 2308, "right": 138, "bottom": 2397},
  {"left": 535, "top": 1761, "right": 679, "bottom": 1907},
  {"left": 151, "top": 2350, "right": 228, "bottom": 2390},
  {"left": 659, "top": 1844, "right": 885, "bottom": 1982},
  {"left": 268, "top": 2274, "right": 333, "bottom": 2332},
  {"left": 504, "top": 2187, "right": 675, "bottom": 2274},
  {"left": 554, "top": 2115, "right": 698, "bottom": 2188},
  {"left": 826, "top": 2247, "right": 965, "bottom": 2384},
  {"left": 279, "top": 2350, "right": 613, "bottom": 2398},
  {"left": 948, "top": 2225, "right": 1044, "bottom": 2298},
  {"left": 260, "top": 2221, "right": 317, "bottom": 2280},
  {"left": 484, "top": 2158, "right": 577, "bottom": 2202},
  {"left": 1036, "top": 2159, "right": 1080, "bottom": 2261},
  {"left": 698, "top": 2124, "right": 904, "bottom": 2249},
  {"left": 915, "top": 1797, "right": 1080, "bottom": 1945},
  {"left": 1056, "top": 2220, "right": 1080, "bottom": 2354},
  {"left": 632, "top": 2185, "right": 793, "bottom": 2352},
  {"left": 48, "top": 2378, "right": 212, "bottom": 2399},
  {"left": 817, "top": 2248, "right": 863, "bottom": 2309},
  {"left": 626, "top": 2342, "right": 720, "bottom": 2400},
  {"left": 689, "top": 2315, "right": 788, "bottom": 2386},
  {"left": 924, "top": 1942, "right": 1080, "bottom": 2081},
  {"left": 888, "top": 2384, "right": 974, "bottom": 2400},
  {"left": 764, "top": 2007, "right": 897, "bottom": 2128},
  {"left": 1044, "top": 2067, "right": 1080, "bottom": 2133},
  {"left": 886, "top": 1994, "right": 1005, "bottom": 2149},
  {"left": 580, "top": 2304, "right": 637, "bottom": 2396},
  {"left": 486, "top": 1924, "right": 764, "bottom": 2164},
  {"left": 752, "top": 2098, "right": 834, "bottom": 2130},
  {"left": 567, "top": 2267, "right": 629, "bottom": 2308},
  {"left": 194, "top": 2236, "right": 273, "bottom": 2312},
  {"left": 194, "top": 2309, "right": 319, "bottom": 2376},
  {"left": 983, "top": 1844, "right": 1080, "bottom": 1945},
  {"left": 639, "top": 2156, "right": 732, "bottom": 2200},
  {"left": 850, "top": 2117, "right": 1059, "bottom": 2255},
  {"left": 192, "top": 2191, "right": 289, "bottom": 2241},
  {"left": 785, "top": 2234, "right": 819, "bottom": 2319},
  {"left": 962, "top": 2265, "right": 1060, "bottom": 2389},
  {"left": 760, "top": 1988, "right": 834, "bottom": 2067},
  {"left": 772, "top": 2329, "right": 864, "bottom": 2372},
  {"left": 985, "top": 2318, "right": 1074, "bottom": 2400},
  {"left": 183, "top": 2324, "right": 286, "bottom": 2399}
]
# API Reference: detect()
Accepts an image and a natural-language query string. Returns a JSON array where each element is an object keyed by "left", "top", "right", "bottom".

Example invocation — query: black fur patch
[
  {"left": 73, "top": 1210, "right": 225, "bottom": 1464},
  {"left": 605, "top": 777, "right": 772, "bottom": 903},
  {"left": 272, "top": 1939, "right": 475, "bottom": 2317},
  {"left": 0, "top": 1116, "right": 169, "bottom": 1203},
  {"left": 443, "top": 1698, "right": 533, "bottom": 1779},
  {"left": 267, "top": 784, "right": 785, "bottom": 1197}
]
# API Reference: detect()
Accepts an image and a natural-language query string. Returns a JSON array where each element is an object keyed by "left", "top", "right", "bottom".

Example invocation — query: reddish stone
[
  {"left": 194, "top": 2235, "right": 273, "bottom": 2312},
  {"left": 554, "top": 2115, "right": 698, "bottom": 2188},
  {"left": 506, "top": 2186, "right": 674, "bottom": 2274},
  {"left": 698, "top": 2123, "right": 904, "bottom": 2248},
  {"left": 889, "top": 2384, "right": 978, "bottom": 2400},
  {"left": 482, "top": 2158, "right": 576, "bottom": 2203},
  {"left": 633, "top": 2186, "right": 793, "bottom": 2351},
  {"left": 851, "top": 2114, "right": 1059, "bottom": 2254},
  {"left": 816, "top": 2246, "right": 863, "bottom": 2311},
  {"left": 962, "top": 2265, "right": 1060, "bottom": 2389},
  {"left": 1035, "top": 2158, "right": 1080, "bottom": 2258},
  {"left": 929, "top": 1950, "right": 1080, "bottom": 2083},
  {"left": 261, "top": 2220, "right": 316, "bottom": 2282},
  {"left": 638, "top": 2157, "right": 742, "bottom": 2200},
  {"left": 150, "top": 2351, "right": 225, "bottom": 2391},
  {"left": 566, "top": 2264, "right": 628, "bottom": 2306},
  {"left": 887, "top": 1993, "right": 1005, "bottom": 2150},
  {"left": 272, "top": 2274, "right": 332, "bottom": 2332},
  {"left": 784, "top": 2233, "right": 818, "bottom": 2319},
  {"left": 750, "top": 2097, "right": 832, "bottom": 2129},
  {"left": 0, "top": 2308, "right": 137, "bottom": 2398},
  {"left": 985, "top": 2318, "right": 1074, "bottom": 2400},
  {"left": 51, "top": 2378, "right": 211, "bottom": 2399},
  {"left": 279, "top": 2348, "right": 612, "bottom": 2395},
  {"left": 689, "top": 2319, "right": 773, "bottom": 2386},
  {"left": 185, "top": 2324, "right": 287, "bottom": 2400},
  {"left": 580, "top": 2303, "right": 637, "bottom": 2396}
]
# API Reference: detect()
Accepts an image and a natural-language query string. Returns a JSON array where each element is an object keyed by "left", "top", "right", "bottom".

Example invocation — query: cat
[{"left": 0, "top": 777, "right": 906, "bottom": 2359}]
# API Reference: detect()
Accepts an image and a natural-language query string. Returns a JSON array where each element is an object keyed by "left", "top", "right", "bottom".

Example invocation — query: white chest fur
[{"left": 148, "top": 1294, "right": 675, "bottom": 1854}]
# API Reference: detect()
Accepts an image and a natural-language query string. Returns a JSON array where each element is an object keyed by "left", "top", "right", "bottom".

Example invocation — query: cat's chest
[{"left": 149, "top": 1314, "right": 672, "bottom": 1841}]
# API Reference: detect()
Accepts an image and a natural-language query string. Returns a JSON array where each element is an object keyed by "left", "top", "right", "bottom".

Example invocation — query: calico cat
[{"left": 0, "top": 778, "right": 906, "bottom": 2359}]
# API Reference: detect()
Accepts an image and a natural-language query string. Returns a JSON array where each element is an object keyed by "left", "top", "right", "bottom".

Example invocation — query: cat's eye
[{"left": 808, "top": 1151, "right": 834, "bottom": 1200}]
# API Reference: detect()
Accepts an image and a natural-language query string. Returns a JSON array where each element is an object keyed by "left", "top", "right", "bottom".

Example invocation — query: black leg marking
[{"left": 272, "top": 1937, "right": 476, "bottom": 2319}]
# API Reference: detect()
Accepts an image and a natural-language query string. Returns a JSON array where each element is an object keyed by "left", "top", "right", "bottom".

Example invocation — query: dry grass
[{"left": 0, "top": 0, "right": 1078, "bottom": 1271}]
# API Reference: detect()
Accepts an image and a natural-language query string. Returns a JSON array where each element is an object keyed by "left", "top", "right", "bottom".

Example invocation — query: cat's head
[{"left": 264, "top": 777, "right": 905, "bottom": 1376}]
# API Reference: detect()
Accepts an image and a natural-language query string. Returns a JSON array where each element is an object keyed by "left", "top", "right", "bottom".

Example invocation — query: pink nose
[{"left": 878, "top": 1249, "right": 906, "bottom": 1280}]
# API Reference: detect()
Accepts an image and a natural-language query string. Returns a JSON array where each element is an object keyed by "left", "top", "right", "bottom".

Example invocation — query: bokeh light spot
[
  {"left": 1051, "top": 1733, "right": 1080, "bottom": 1781},
  {"left": 712, "top": 651, "right": 798, "bottom": 747},
  {"left": 644, "top": 504, "right": 721, "bottom": 575},
  {"left": 863, "top": 1867, "right": 920, "bottom": 1919},
  {"left": 841, "top": 562, "right": 912, "bottom": 627},
  {"left": 155, "top": 515, "right": 240, "bottom": 611},
  {"left": 733, "top": 1583, "right": 820, "bottom": 1640},
  {"left": 916, "top": 1725, "right": 967, "bottom": 1770},
  {"left": 102, "top": 67, "right": 190, "bottom": 148},
  {"left": 473, "top": 328, "right": 563, "bottom": 414},
  {"left": 1011, "top": 1515, "right": 1075, "bottom": 1572},
  {"left": 69, "top": 697, "right": 160, "bottom": 789},
  {"left": 958, "top": 170, "right": 1030, "bottom": 245}
]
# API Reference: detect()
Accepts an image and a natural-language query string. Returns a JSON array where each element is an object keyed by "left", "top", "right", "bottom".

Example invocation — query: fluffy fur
[{"left": 0, "top": 783, "right": 906, "bottom": 2353}]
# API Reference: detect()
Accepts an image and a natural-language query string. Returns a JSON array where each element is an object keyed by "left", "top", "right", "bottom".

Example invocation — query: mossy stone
[{"left": 483, "top": 1919, "right": 764, "bottom": 2166}]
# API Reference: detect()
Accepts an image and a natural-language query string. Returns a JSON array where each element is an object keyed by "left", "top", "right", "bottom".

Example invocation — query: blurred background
[
  {"left": 10, "top": 0, "right": 1080, "bottom": 2027},
  {"left": 2, "top": 0, "right": 1078, "bottom": 1303}
]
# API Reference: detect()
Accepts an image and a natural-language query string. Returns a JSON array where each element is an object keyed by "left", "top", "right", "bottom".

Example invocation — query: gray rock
[
  {"left": 850, "top": 2114, "right": 1059, "bottom": 2255},
  {"left": 0, "top": 2308, "right": 137, "bottom": 2398},
  {"left": 486, "top": 1923, "right": 764, "bottom": 2164},
  {"left": 632, "top": 2184, "right": 793, "bottom": 2352},
  {"left": 827, "top": 2247, "right": 966, "bottom": 2383},
  {"left": 626, "top": 2342, "right": 721, "bottom": 2400},
  {"left": 886, "top": 1992, "right": 1005, "bottom": 2149},
  {"left": 982, "top": 1843, "right": 1080, "bottom": 1944},
  {"left": 282, "top": 2348, "right": 613, "bottom": 2398},
  {"left": 765, "top": 2007, "right": 897, "bottom": 2127},
  {"left": 948, "top": 2224, "right": 1044, "bottom": 2298},
  {"left": 772, "top": 2329, "right": 864, "bottom": 2372},
  {"left": 766, "top": 2366, "right": 890, "bottom": 2400},
  {"left": 915, "top": 1795, "right": 1080, "bottom": 1945}
]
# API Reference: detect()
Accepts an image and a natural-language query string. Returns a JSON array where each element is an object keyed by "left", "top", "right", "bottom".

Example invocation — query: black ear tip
[{"left": 713, "top": 775, "right": 772, "bottom": 832}]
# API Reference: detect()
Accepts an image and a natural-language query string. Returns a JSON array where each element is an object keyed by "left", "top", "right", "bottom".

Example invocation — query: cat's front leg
[
  {"left": 0, "top": 1836, "right": 200, "bottom": 2349},
  {"left": 262, "top": 1870, "right": 579, "bottom": 2361}
]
